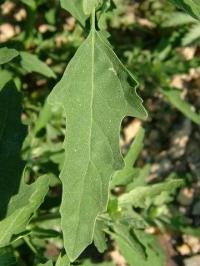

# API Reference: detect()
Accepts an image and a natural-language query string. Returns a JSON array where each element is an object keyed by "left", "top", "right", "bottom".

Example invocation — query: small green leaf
[
  {"left": 0, "top": 70, "right": 13, "bottom": 90},
  {"left": 0, "top": 82, "right": 27, "bottom": 219},
  {"left": 111, "top": 225, "right": 165, "bottom": 266},
  {"left": 169, "top": 0, "right": 200, "bottom": 20},
  {"left": 112, "top": 224, "right": 147, "bottom": 261},
  {"left": 94, "top": 220, "right": 107, "bottom": 253},
  {"left": 161, "top": 87, "right": 200, "bottom": 125},
  {"left": 0, "top": 175, "right": 50, "bottom": 247},
  {"left": 111, "top": 127, "right": 145, "bottom": 188},
  {"left": 0, "top": 48, "right": 19, "bottom": 65},
  {"left": 182, "top": 24, "right": 200, "bottom": 45},
  {"left": 20, "top": 52, "right": 56, "bottom": 78},
  {"left": 56, "top": 254, "right": 70, "bottom": 266},
  {"left": 163, "top": 12, "right": 196, "bottom": 27},
  {"left": 48, "top": 26, "right": 147, "bottom": 261},
  {"left": 19, "top": 0, "right": 37, "bottom": 9},
  {"left": 60, "top": 0, "right": 88, "bottom": 26},
  {"left": 34, "top": 101, "right": 53, "bottom": 135},
  {"left": 119, "top": 179, "right": 183, "bottom": 208}
]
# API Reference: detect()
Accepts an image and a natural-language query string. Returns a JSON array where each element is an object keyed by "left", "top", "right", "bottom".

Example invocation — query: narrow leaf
[
  {"left": 94, "top": 220, "right": 107, "bottom": 253},
  {"left": 119, "top": 179, "right": 183, "bottom": 208},
  {"left": 162, "top": 12, "right": 197, "bottom": 27},
  {"left": 48, "top": 26, "right": 147, "bottom": 261},
  {"left": 161, "top": 87, "right": 200, "bottom": 125},
  {"left": 169, "top": 0, "right": 200, "bottom": 20},
  {"left": 111, "top": 127, "right": 145, "bottom": 188},
  {"left": 20, "top": 52, "right": 56, "bottom": 78},
  {"left": 182, "top": 24, "right": 200, "bottom": 45},
  {"left": 0, "top": 82, "right": 27, "bottom": 219},
  {"left": 0, "top": 175, "right": 50, "bottom": 247},
  {"left": 0, "top": 48, "right": 19, "bottom": 65}
]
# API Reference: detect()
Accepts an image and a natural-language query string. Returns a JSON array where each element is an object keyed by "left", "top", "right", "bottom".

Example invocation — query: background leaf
[
  {"left": 60, "top": 0, "right": 88, "bottom": 26},
  {"left": 0, "top": 175, "right": 50, "bottom": 247},
  {"left": 161, "top": 87, "right": 200, "bottom": 125},
  {"left": 119, "top": 179, "right": 183, "bottom": 208},
  {"left": 20, "top": 52, "right": 56, "bottom": 78},
  {"left": 111, "top": 226, "right": 165, "bottom": 266},
  {"left": 0, "top": 48, "right": 19, "bottom": 65},
  {"left": 169, "top": 0, "right": 200, "bottom": 20},
  {"left": 0, "top": 82, "right": 27, "bottom": 219},
  {"left": 111, "top": 127, "right": 145, "bottom": 188}
]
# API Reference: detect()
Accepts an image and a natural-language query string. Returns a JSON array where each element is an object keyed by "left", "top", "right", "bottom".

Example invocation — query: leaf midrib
[{"left": 70, "top": 25, "right": 96, "bottom": 257}]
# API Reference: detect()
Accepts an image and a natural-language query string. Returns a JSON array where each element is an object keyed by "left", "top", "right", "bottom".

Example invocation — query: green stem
[
  {"left": 24, "top": 6, "right": 37, "bottom": 49},
  {"left": 24, "top": 237, "right": 37, "bottom": 254},
  {"left": 91, "top": 8, "right": 96, "bottom": 32}
]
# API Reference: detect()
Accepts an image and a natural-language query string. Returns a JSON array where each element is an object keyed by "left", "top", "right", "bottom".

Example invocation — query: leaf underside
[{"left": 48, "top": 29, "right": 147, "bottom": 261}]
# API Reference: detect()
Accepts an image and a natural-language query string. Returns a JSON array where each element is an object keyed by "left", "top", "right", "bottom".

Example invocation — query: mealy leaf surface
[{"left": 48, "top": 26, "right": 147, "bottom": 261}]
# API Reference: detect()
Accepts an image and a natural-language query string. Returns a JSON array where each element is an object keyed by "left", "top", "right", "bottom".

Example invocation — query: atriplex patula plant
[
  {"left": 47, "top": 0, "right": 148, "bottom": 261},
  {"left": 0, "top": 0, "right": 200, "bottom": 265}
]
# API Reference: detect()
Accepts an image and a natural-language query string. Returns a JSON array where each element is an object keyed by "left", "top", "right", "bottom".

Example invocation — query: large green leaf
[
  {"left": 119, "top": 179, "right": 183, "bottom": 208},
  {"left": 0, "top": 175, "right": 50, "bottom": 247},
  {"left": 0, "top": 82, "right": 27, "bottom": 219},
  {"left": 111, "top": 225, "right": 165, "bottom": 266},
  {"left": 161, "top": 87, "right": 200, "bottom": 125},
  {"left": 60, "top": 0, "right": 88, "bottom": 26},
  {"left": 20, "top": 52, "right": 56, "bottom": 78},
  {"left": 48, "top": 23, "right": 147, "bottom": 260},
  {"left": 0, "top": 48, "right": 19, "bottom": 65},
  {"left": 169, "top": 0, "right": 200, "bottom": 20}
]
